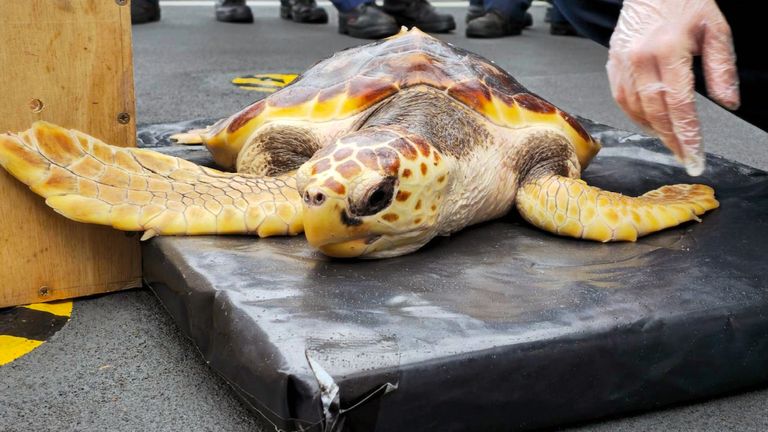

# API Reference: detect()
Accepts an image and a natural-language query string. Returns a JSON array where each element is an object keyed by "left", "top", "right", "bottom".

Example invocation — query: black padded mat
[{"left": 141, "top": 119, "right": 768, "bottom": 432}]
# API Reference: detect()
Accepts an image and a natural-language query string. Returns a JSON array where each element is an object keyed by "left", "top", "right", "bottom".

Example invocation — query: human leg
[
  {"left": 552, "top": 0, "right": 620, "bottom": 46},
  {"left": 547, "top": 1, "right": 581, "bottom": 36}
]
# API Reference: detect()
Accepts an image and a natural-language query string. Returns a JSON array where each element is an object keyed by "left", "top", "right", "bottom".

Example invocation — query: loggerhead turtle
[{"left": 0, "top": 28, "right": 718, "bottom": 259}]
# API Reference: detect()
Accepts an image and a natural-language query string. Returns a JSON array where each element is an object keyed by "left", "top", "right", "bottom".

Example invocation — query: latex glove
[{"left": 606, "top": 0, "right": 740, "bottom": 176}]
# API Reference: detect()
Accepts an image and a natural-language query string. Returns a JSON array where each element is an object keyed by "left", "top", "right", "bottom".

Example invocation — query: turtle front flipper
[
  {"left": 0, "top": 122, "right": 303, "bottom": 239},
  {"left": 515, "top": 174, "right": 719, "bottom": 241}
]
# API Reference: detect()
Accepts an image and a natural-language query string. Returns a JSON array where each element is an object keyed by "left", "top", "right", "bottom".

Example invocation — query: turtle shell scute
[
  {"left": 514, "top": 93, "right": 557, "bottom": 114},
  {"left": 447, "top": 80, "right": 492, "bottom": 113},
  {"left": 227, "top": 99, "right": 265, "bottom": 133},
  {"left": 268, "top": 86, "right": 320, "bottom": 108}
]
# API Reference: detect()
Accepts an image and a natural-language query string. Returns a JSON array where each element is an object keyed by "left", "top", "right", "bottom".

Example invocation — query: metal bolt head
[
  {"left": 29, "top": 98, "right": 44, "bottom": 113},
  {"left": 38, "top": 286, "right": 50, "bottom": 297},
  {"left": 117, "top": 112, "right": 131, "bottom": 124},
  {"left": 116, "top": 0, "right": 128, "bottom": 6}
]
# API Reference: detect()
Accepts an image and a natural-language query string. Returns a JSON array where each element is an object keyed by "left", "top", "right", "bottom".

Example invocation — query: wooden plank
[{"left": 0, "top": 0, "right": 142, "bottom": 307}]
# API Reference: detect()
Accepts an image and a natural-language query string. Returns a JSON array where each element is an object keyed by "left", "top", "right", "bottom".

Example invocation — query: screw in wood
[
  {"left": 29, "top": 98, "right": 44, "bottom": 113},
  {"left": 117, "top": 112, "right": 131, "bottom": 124},
  {"left": 38, "top": 286, "right": 50, "bottom": 297}
]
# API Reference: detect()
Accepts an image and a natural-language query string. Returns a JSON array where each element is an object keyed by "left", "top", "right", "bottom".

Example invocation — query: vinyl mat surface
[{"left": 140, "top": 119, "right": 768, "bottom": 431}]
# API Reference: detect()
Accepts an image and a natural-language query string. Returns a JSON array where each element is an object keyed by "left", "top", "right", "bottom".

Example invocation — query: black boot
[
  {"left": 338, "top": 3, "right": 400, "bottom": 39},
  {"left": 281, "top": 0, "right": 329, "bottom": 23},
  {"left": 466, "top": 10, "right": 524, "bottom": 38},
  {"left": 382, "top": 0, "right": 456, "bottom": 33},
  {"left": 215, "top": 0, "right": 254, "bottom": 23},
  {"left": 131, "top": 0, "right": 160, "bottom": 24},
  {"left": 546, "top": 6, "right": 581, "bottom": 36},
  {"left": 523, "top": 11, "right": 533, "bottom": 28}
]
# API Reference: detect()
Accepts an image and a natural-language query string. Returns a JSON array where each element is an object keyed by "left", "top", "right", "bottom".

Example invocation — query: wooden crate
[{"left": 0, "top": 0, "right": 142, "bottom": 307}]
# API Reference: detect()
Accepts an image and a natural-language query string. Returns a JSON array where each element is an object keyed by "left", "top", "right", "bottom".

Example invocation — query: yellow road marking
[
  {"left": 22, "top": 300, "right": 73, "bottom": 317},
  {"left": 232, "top": 73, "right": 298, "bottom": 93},
  {"left": 235, "top": 85, "right": 286, "bottom": 93},
  {"left": 1, "top": 300, "right": 73, "bottom": 366},
  {"left": 0, "top": 335, "right": 43, "bottom": 366}
]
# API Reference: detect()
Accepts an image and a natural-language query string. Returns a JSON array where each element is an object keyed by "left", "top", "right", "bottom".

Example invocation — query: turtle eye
[{"left": 351, "top": 176, "right": 397, "bottom": 216}]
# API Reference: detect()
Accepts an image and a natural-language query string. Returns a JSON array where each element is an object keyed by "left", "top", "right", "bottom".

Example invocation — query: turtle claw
[{"left": 140, "top": 229, "right": 158, "bottom": 241}]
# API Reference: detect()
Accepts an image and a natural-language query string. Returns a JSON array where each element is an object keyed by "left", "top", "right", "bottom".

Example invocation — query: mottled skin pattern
[
  {"left": 0, "top": 28, "right": 718, "bottom": 259},
  {"left": 296, "top": 124, "right": 450, "bottom": 257}
]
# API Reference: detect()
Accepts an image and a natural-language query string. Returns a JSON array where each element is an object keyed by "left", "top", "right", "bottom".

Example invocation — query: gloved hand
[{"left": 606, "top": 0, "right": 740, "bottom": 176}]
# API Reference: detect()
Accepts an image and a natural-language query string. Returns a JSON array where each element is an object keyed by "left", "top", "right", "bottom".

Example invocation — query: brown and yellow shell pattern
[{"left": 203, "top": 28, "right": 599, "bottom": 171}]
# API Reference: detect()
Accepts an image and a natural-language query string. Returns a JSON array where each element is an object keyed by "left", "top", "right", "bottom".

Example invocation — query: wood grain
[{"left": 0, "top": 0, "right": 142, "bottom": 307}]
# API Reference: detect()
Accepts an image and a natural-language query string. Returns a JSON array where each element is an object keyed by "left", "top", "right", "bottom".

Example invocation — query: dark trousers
[
  {"left": 331, "top": 0, "right": 368, "bottom": 12},
  {"left": 553, "top": 0, "right": 767, "bottom": 131}
]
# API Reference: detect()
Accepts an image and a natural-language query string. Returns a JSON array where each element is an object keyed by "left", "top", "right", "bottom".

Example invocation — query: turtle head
[{"left": 296, "top": 128, "right": 450, "bottom": 258}]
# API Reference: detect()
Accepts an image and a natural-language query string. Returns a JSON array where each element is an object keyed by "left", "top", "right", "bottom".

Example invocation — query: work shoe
[
  {"left": 383, "top": 0, "right": 456, "bottom": 33},
  {"left": 338, "top": 3, "right": 400, "bottom": 39},
  {"left": 215, "top": 0, "right": 254, "bottom": 23},
  {"left": 281, "top": 0, "right": 329, "bottom": 24},
  {"left": 523, "top": 12, "right": 533, "bottom": 27},
  {"left": 131, "top": 0, "right": 161, "bottom": 24},
  {"left": 466, "top": 7, "right": 532, "bottom": 27},
  {"left": 466, "top": 10, "right": 525, "bottom": 38},
  {"left": 545, "top": 6, "right": 581, "bottom": 36},
  {"left": 466, "top": 4, "right": 484, "bottom": 23},
  {"left": 550, "top": 20, "right": 581, "bottom": 36}
]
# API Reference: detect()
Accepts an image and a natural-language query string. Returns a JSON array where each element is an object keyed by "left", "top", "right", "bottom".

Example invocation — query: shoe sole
[
  {"left": 467, "top": 11, "right": 531, "bottom": 26},
  {"left": 550, "top": 23, "right": 581, "bottom": 36},
  {"left": 465, "top": 26, "right": 522, "bottom": 38},
  {"left": 391, "top": 17, "right": 456, "bottom": 33},
  {"left": 215, "top": 7, "right": 254, "bottom": 23},
  {"left": 338, "top": 19, "right": 400, "bottom": 39}
]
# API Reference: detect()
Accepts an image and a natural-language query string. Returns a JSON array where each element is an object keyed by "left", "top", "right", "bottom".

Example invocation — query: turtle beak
[
  {"left": 315, "top": 237, "right": 379, "bottom": 258},
  {"left": 302, "top": 193, "right": 376, "bottom": 258}
]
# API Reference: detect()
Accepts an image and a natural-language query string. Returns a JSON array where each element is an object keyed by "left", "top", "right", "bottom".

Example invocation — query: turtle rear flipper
[
  {"left": 515, "top": 174, "right": 719, "bottom": 242},
  {"left": 0, "top": 122, "right": 303, "bottom": 239}
]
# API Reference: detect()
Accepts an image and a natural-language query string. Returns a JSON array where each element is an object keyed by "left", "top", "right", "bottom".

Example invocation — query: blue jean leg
[
  {"left": 330, "top": 0, "right": 369, "bottom": 13},
  {"left": 552, "top": 0, "right": 620, "bottom": 46}
]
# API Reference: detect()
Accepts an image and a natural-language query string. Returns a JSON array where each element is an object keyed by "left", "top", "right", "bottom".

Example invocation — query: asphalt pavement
[{"left": 1, "top": 2, "right": 767, "bottom": 431}]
